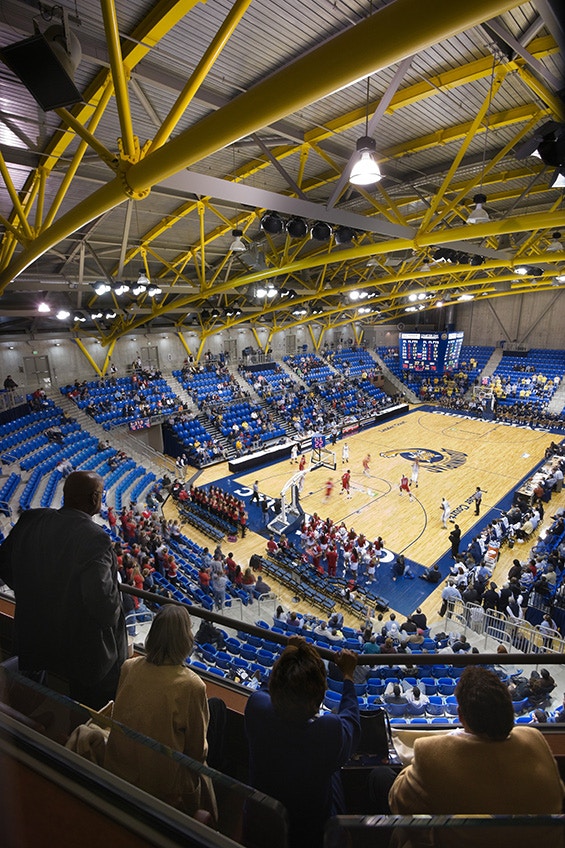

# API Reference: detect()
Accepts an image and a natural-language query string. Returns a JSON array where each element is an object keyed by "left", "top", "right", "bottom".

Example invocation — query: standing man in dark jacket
[
  {"left": 449, "top": 524, "right": 461, "bottom": 558},
  {"left": 0, "top": 471, "right": 127, "bottom": 708}
]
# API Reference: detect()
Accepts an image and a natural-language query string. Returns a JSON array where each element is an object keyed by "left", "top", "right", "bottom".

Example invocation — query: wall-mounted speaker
[{"left": 0, "top": 28, "right": 83, "bottom": 111}]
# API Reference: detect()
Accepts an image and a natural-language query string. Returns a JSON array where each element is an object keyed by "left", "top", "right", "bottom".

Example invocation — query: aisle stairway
[{"left": 369, "top": 350, "right": 418, "bottom": 403}]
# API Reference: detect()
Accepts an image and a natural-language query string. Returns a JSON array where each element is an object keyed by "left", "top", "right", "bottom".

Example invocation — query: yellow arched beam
[
  {"left": 97, "top": 234, "right": 565, "bottom": 345},
  {"left": 0, "top": 0, "right": 524, "bottom": 290}
]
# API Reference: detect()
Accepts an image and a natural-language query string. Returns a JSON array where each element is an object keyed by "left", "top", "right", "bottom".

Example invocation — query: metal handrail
[{"left": 118, "top": 584, "right": 565, "bottom": 669}]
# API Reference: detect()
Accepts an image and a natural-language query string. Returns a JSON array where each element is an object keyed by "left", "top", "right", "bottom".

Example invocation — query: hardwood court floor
[
  {"left": 227, "top": 411, "right": 554, "bottom": 568},
  {"left": 165, "top": 410, "right": 563, "bottom": 629}
]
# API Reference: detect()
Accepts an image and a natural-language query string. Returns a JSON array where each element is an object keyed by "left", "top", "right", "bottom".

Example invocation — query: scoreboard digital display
[{"left": 399, "top": 332, "right": 463, "bottom": 374}]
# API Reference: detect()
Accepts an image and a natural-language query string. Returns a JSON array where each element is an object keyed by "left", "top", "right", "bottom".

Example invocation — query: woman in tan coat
[{"left": 104, "top": 605, "right": 213, "bottom": 816}]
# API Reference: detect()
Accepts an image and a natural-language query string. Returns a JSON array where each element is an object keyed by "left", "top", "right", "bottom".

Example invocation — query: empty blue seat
[
  {"left": 420, "top": 677, "right": 437, "bottom": 695},
  {"left": 426, "top": 696, "right": 444, "bottom": 716},
  {"left": 407, "top": 702, "right": 427, "bottom": 717},
  {"left": 445, "top": 696, "right": 459, "bottom": 717},
  {"left": 257, "top": 649, "right": 275, "bottom": 667},
  {"left": 437, "top": 677, "right": 456, "bottom": 696},
  {"left": 384, "top": 702, "right": 407, "bottom": 718},
  {"left": 367, "top": 679, "right": 385, "bottom": 696}
]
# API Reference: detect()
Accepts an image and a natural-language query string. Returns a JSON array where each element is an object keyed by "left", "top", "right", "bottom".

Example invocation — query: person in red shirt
[
  {"left": 324, "top": 478, "right": 334, "bottom": 502},
  {"left": 326, "top": 545, "right": 338, "bottom": 578},
  {"left": 267, "top": 535, "right": 279, "bottom": 555},
  {"left": 299, "top": 454, "right": 306, "bottom": 472},
  {"left": 399, "top": 474, "right": 414, "bottom": 502},
  {"left": 341, "top": 469, "right": 351, "bottom": 499}
]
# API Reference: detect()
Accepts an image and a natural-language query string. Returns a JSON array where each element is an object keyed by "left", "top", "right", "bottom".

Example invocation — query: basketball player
[
  {"left": 298, "top": 453, "right": 306, "bottom": 472},
  {"left": 399, "top": 474, "right": 414, "bottom": 502},
  {"left": 441, "top": 497, "right": 451, "bottom": 528},
  {"left": 411, "top": 457, "right": 420, "bottom": 488},
  {"left": 341, "top": 469, "right": 351, "bottom": 499},
  {"left": 363, "top": 454, "right": 371, "bottom": 476},
  {"left": 290, "top": 443, "right": 298, "bottom": 464},
  {"left": 342, "top": 442, "right": 349, "bottom": 464},
  {"left": 324, "top": 478, "right": 334, "bottom": 502}
]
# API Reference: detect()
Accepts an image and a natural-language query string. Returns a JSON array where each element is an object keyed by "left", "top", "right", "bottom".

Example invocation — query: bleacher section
[
  {"left": 284, "top": 352, "right": 398, "bottom": 428},
  {"left": 219, "top": 401, "right": 285, "bottom": 446},
  {"left": 61, "top": 375, "right": 177, "bottom": 428},
  {"left": 164, "top": 414, "right": 225, "bottom": 467},
  {"left": 379, "top": 345, "right": 494, "bottom": 400},
  {"left": 173, "top": 366, "right": 243, "bottom": 406},
  {"left": 487, "top": 348, "right": 565, "bottom": 413},
  {"left": 326, "top": 346, "right": 378, "bottom": 377}
]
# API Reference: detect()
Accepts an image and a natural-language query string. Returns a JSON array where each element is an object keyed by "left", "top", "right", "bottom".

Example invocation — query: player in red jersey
[
  {"left": 340, "top": 469, "right": 351, "bottom": 499},
  {"left": 324, "top": 478, "right": 334, "bottom": 502},
  {"left": 298, "top": 454, "right": 306, "bottom": 472},
  {"left": 399, "top": 474, "right": 414, "bottom": 502}
]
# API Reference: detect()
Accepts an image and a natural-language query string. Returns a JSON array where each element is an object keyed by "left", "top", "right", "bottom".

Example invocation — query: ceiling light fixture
[
  {"left": 547, "top": 232, "right": 563, "bottom": 252},
  {"left": 93, "top": 280, "right": 111, "bottom": 296},
  {"left": 105, "top": 311, "right": 116, "bottom": 319},
  {"left": 467, "top": 61, "right": 496, "bottom": 225},
  {"left": 286, "top": 217, "right": 308, "bottom": 239},
  {"left": 467, "top": 192, "right": 490, "bottom": 224},
  {"left": 147, "top": 284, "right": 162, "bottom": 297},
  {"left": 260, "top": 211, "right": 284, "bottom": 235},
  {"left": 37, "top": 302, "right": 50, "bottom": 313},
  {"left": 310, "top": 221, "right": 332, "bottom": 241},
  {"left": 56, "top": 309, "right": 70, "bottom": 320},
  {"left": 72, "top": 313, "right": 86, "bottom": 323},
  {"left": 335, "top": 226, "right": 356, "bottom": 245},
  {"left": 550, "top": 168, "right": 565, "bottom": 188},
  {"left": 457, "top": 294, "right": 474, "bottom": 301},
  {"left": 114, "top": 282, "right": 130, "bottom": 295},
  {"left": 349, "top": 135, "right": 381, "bottom": 186},
  {"left": 229, "top": 229, "right": 246, "bottom": 252}
]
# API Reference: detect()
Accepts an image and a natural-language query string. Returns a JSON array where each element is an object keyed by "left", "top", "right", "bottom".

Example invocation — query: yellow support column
[
  {"left": 196, "top": 334, "right": 207, "bottom": 362},
  {"left": 101, "top": 339, "right": 116, "bottom": 375},
  {"left": 251, "top": 326, "right": 265, "bottom": 352},
  {"left": 74, "top": 338, "right": 103, "bottom": 377},
  {"left": 308, "top": 324, "right": 321, "bottom": 352},
  {"left": 177, "top": 330, "right": 193, "bottom": 359}
]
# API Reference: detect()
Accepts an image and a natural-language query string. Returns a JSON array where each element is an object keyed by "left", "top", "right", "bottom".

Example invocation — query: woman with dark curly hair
[{"left": 244, "top": 636, "right": 359, "bottom": 847}]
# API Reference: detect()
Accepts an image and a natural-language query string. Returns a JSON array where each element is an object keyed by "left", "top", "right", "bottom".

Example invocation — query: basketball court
[{"left": 182, "top": 407, "right": 563, "bottom": 618}]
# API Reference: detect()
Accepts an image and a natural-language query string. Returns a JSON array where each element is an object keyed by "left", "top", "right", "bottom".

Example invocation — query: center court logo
[{"left": 379, "top": 447, "right": 467, "bottom": 473}]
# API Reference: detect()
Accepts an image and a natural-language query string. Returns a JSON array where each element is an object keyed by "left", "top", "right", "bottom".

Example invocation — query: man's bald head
[{"left": 63, "top": 471, "right": 104, "bottom": 516}]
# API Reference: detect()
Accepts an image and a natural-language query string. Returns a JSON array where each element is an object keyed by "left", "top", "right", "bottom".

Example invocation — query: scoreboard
[{"left": 399, "top": 331, "right": 463, "bottom": 374}]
